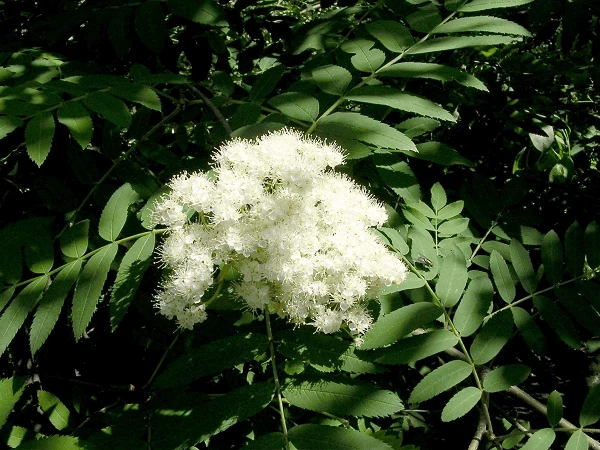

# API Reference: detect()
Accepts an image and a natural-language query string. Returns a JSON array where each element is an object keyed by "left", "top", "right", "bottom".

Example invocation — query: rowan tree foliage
[{"left": 0, "top": 1, "right": 599, "bottom": 449}]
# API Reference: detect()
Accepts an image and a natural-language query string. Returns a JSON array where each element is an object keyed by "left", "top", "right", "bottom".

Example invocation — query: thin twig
[{"left": 188, "top": 85, "right": 232, "bottom": 135}]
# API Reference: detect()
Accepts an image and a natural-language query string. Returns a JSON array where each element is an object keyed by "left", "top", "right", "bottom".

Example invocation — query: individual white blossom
[{"left": 152, "top": 128, "right": 408, "bottom": 334}]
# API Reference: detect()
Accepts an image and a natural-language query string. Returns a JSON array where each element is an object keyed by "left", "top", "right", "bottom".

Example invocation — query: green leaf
[
  {"left": 111, "top": 84, "right": 161, "bottom": 111},
  {"left": 283, "top": 379, "right": 403, "bottom": 418},
  {"left": 458, "top": 0, "right": 534, "bottom": 12},
  {"left": 0, "top": 115, "right": 23, "bottom": 139},
  {"left": 0, "top": 276, "right": 48, "bottom": 358},
  {"left": 37, "top": 390, "right": 71, "bottom": 431},
  {"left": 268, "top": 92, "right": 319, "bottom": 122},
  {"left": 84, "top": 91, "right": 132, "bottom": 128},
  {"left": 376, "top": 227, "right": 409, "bottom": 255},
  {"left": 311, "top": 65, "right": 352, "bottom": 96},
  {"left": 565, "top": 430, "right": 589, "bottom": 450},
  {"left": 243, "top": 433, "right": 285, "bottom": 450},
  {"left": 60, "top": 220, "right": 90, "bottom": 258},
  {"left": 433, "top": 16, "right": 531, "bottom": 36},
  {"left": 318, "top": 112, "right": 416, "bottom": 151},
  {"left": 72, "top": 243, "right": 118, "bottom": 341},
  {"left": 403, "top": 206, "right": 435, "bottom": 231},
  {"left": 25, "top": 111, "right": 55, "bottom": 167},
  {"left": 341, "top": 39, "right": 385, "bottom": 72},
  {"left": 11, "top": 435, "right": 83, "bottom": 450},
  {"left": 483, "top": 364, "right": 530, "bottom": 392},
  {"left": 151, "top": 382, "right": 274, "bottom": 450},
  {"left": 430, "top": 182, "right": 447, "bottom": 211},
  {"left": 520, "top": 428, "right": 556, "bottom": 450},
  {"left": 546, "top": 390, "right": 563, "bottom": 427},
  {"left": 580, "top": 384, "right": 600, "bottom": 427},
  {"left": 410, "top": 141, "right": 474, "bottom": 167},
  {"left": 585, "top": 221, "right": 600, "bottom": 269},
  {"left": 438, "top": 218, "right": 469, "bottom": 236},
  {"left": 454, "top": 275, "right": 494, "bottom": 337},
  {"left": 489, "top": 250, "right": 516, "bottom": 303},
  {"left": 153, "top": 332, "right": 269, "bottom": 388},
  {"left": 436, "top": 246, "right": 468, "bottom": 307},
  {"left": 346, "top": 86, "right": 455, "bottom": 122},
  {"left": 0, "top": 286, "right": 15, "bottom": 313},
  {"left": 409, "top": 360, "right": 473, "bottom": 403},
  {"left": 30, "top": 260, "right": 82, "bottom": 355},
  {"left": 408, "top": 227, "right": 439, "bottom": 281},
  {"left": 289, "top": 424, "right": 393, "bottom": 450},
  {"left": 533, "top": 295, "right": 581, "bottom": 349},
  {"left": 407, "top": 5, "right": 442, "bottom": 33},
  {"left": 167, "top": 0, "right": 225, "bottom": 25},
  {"left": 376, "top": 158, "right": 421, "bottom": 203},
  {"left": 509, "top": 239, "right": 537, "bottom": 294},
  {"left": 110, "top": 234, "right": 155, "bottom": 330},
  {"left": 366, "top": 20, "right": 413, "bottom": 52},
  {"left": 565, "top": 221, "right": 585, "bottom": 276},
  {"left": 397, "top": 117, "right": 441, "bottom": 138},
  {"left": 361, "top": 303, "right": 442, "bottom": 350},
  {"left": 378, "top": 62, "right": 488, "bottom": 91},
  {"left": 556, "top": 288, "right": 600, "bottom": 336},
  {"left": 134, "top": 1, "right": 166, "bottom": 52},
  {"left": 0, "top": 377, "right": 27, "bottom": 428},
  {"left": 437, "top": 201, "right": 465, "bottom": 220},
  {"left": 407, "top": 35, "right": 519, "bottom": 55},
  {"left": 250, "top": 65, "right": 284, "bottom": 102},
  {"left": 56, "top": 102, "right": 93, "bottom": 149},
  {"left": 369, "top": 329, "right": 459, "bottom": 365},
  {"left": 98, "top": 183, "right": 140, "bottom": 241},
  {"left": 470, "top": 310, "right": 513, "bottom": 364},
  {"left": 441, "top": 387, "right": 481, "bottom": 422},
  {"left": 512, "top": 307, "right": 547, "bottom": 355}
]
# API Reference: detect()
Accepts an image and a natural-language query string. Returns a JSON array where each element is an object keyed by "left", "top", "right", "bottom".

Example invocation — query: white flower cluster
[{"left": 152, "top": 129, "right": 408, "bottom": 334}]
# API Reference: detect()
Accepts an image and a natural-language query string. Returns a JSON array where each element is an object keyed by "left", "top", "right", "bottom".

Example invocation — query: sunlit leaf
[
  {"left": 457, "top": 0, "right": 534, "bottom": 13},
  {"left": 0, "top": 377, "right": 27, "bottom": 428},
  {"left": 57, "top": 101, "right": 93, "bottom": 149},
  {"left": 433, "top": 16, "right": 531, "bottom": 36},
  {"left": 37, "top": 390, "right": 71, "bottom": 431},
  {"left": 369, "top": 329, "right": 458, "bottom": 365},
  {"left": 60, "top": 220, "right": 90, "bottom": 259}
]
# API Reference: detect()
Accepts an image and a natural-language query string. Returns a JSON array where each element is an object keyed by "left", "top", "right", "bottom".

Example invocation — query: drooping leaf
[
  {"left": 71, "top": 243, "right": 118, "bottom": 341},
  {"left": 541, "top": 230, "right": 563, "bottom": 284},
  {"left": 249, "top": 65, "right": 284, "bottom": 102},
  {"left": 580, "top": 384, "right": 600, "bottom": 428},
  {"left": 345, "top": 86, "right": 455, "bottom": 122},
  {"left": 369, "top": 329, "right": 458, "bottom": 365},
  {"left": 457, "top": 0, "right": 534, "bottom": 13},
  {"left": 111, "top": 84, "right": 161, "bottom": 111},
  {"left": 436, "top": 246, "right": 468, "bottom": 307},
  {"left": 378, "top": 62, "right": 488, "bottom": 91},
  {"left": 268, "top": 92, "right": 319, "bottom": 122},
  {"left": 311, "top": 65, "right": 352, "bottom": 96},
  {"left": 409, "top": 360, "right": 473, "bottom": 404},
  {"left": 366, "top": 20, "right": 413, "bottom": 52},
  {"left": 565, "top": 430, "right": 589, "bottom": 450},
  {"left": 110, "top": 234, "right": 155, "bottom": 330},
  {"left": 489, "top": 250, "right": 516, "bottom": 303},
  {"left": 25, "top": 111, "right": 55, "bottom": 167},
  {"left": 433, "top": 16, "right": 531, "bottom": 36},
  {"left": 0, "top": 115, "right": 23, "bottom": 139},
  {"left": 151, "top": 382, "right": 274, "bottom": 450},
  {"left": 341, "top": 39, "right": 385, "bottom": 72},
  {"left": 546, "top": 390, "right": 563, "bottom": 427},
  {"left": 30, "top": 260, "right": 82, "bottom": 355},
  {"left": 441, "top": 387, "right": 481, "bottom": 422},
  {"left": 0, "top": 276, "right": 48, "bottom": 358},
  {"left": 482, "top": 364, "right": 530, "bottom": 392},
  {"left": 470, "top": 310, "right": 513, "bottom": 365},
  {"left": 98, "top": 183, "right": 140, "bottom": 242},
  {"left": 407, "top": 35, "right": 519, "bottom": 55},
  {"left": 37, "top": 390, "right": 71, "bottom": 431},
  {"left": 134, "top": 1, "right": 166, "bottom": 52},
  {"left": 533, "top": 295, "right": 581, "bottom": 349},
  {"left": 283, "top": 379, "right": 403, "bottom": 418},
  {"left": 509, "top": 239, "right": 537, "bottom": 294},
  {"left": 289, "top": 424, "right": 393, "bottom": 450},
  {"left": 520, "top": 428, "right": 556, "bottom": 450},
  {"left": 361, "top": 303, "right": 442, "bottom": 350},
  {"left": 318, "top": 112, "right": 416, "bottom": 151},
  {"left": 512, "top": 307, "right": 547, "bottom": 355},
  {"left": 564, "top": 221, "right": 585, "bottom": 276},
  {"left": 56, "top": 101, "right": 93, "bottom": 149},
  {"left": 153, "top": 332, "right": 269, "bottom": 388},
  {"left": 454, "top": 275, "right": 494, "bottom": 337},
  {"left": 60, "top": 220, "right": 90, "bottom": 259},
  {"left": 0, "top": 377, "right": 27, "bottom": 428},
  {"left": 167, "top": 0, "right": 226, "bottom": 25},
  {"left": 585, "top": 221, "right": 600, "bottom": 269}
]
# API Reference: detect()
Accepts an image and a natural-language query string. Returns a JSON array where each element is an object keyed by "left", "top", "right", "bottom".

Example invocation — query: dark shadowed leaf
[
  {"left": 25, "top": 112, "right": 55, "bottom": 167},
  {"left": 546, "top": 390, "right": 563, "bottom": 427},
  {"left": 470, "top": 310, "right": 513, "bottom": 364},
  {"left": 483, "top": 364, "right": 530, "bottom": 392},
  {"left": 289, "top": 424, "right": 393, "bottom": 450}
]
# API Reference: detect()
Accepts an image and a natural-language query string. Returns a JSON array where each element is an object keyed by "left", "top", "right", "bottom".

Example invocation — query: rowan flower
[{"left": 152, "top": 128, "right": 408, "bottom": 335}]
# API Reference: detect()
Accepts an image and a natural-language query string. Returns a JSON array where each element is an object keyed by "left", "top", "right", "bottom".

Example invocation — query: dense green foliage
[{"left": 1, "top": 0, "right": 599, "bottom": 449}]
